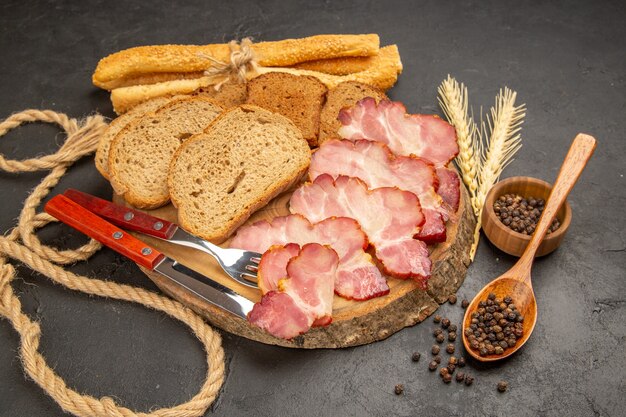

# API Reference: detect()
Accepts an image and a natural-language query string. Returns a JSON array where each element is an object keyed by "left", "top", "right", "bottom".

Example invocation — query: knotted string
[{"left": 198, "top": 37, "right": 258, "bottom": 90}]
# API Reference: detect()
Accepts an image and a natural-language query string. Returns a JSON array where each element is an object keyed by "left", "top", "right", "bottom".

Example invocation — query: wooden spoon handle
[{"left": 514, "top": 133, "right": 597, "bottom": 282}]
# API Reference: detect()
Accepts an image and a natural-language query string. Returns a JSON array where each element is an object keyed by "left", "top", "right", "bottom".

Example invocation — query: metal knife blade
[{"left": 154, "top": 257, "right": 255, "bottom": 319}]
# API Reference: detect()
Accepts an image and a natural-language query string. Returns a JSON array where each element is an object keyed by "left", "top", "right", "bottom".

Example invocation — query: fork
[{"left": 63, "top": 189, "right": 261, "bottom": 288}]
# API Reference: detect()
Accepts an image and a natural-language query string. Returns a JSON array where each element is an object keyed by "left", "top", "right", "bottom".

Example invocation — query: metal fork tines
[{"left": 166, "top": 228, "right": 261, "bottom": 288}]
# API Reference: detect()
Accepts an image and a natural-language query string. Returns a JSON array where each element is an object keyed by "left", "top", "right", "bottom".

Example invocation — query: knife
[
  {"left": 45, "top": 194, "right": 254, "bottom": 319},
  {"left": 61, "top": 189, "right": 260, "bottom": 289}
]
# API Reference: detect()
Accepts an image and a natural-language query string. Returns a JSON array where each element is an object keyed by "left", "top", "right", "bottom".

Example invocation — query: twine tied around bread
[
  {"left": 0, "top": 109, "right": 225, "bottom": 417},
  {"left": 199, "top": 37, "right": 258, "bottom": 90}
]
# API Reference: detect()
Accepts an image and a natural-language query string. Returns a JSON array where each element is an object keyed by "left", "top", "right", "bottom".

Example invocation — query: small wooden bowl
[{"left": 481, "top": 176, "right": 572, "bottom": 257}]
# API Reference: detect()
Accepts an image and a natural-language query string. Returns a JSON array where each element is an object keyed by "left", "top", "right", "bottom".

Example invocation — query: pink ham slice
[
  {"left": 247, "top": 243, "right": 338, "bottom": 339},
  {"left": 338, "top": 98, "right": 459, "bottom": 167},
  {"left": 310, "top": 139, "right": 449, "bottom": 244},
  {"left": 230, "top": 214, "right": 389, "bottom": 301},
  {"left": 436, "top": 167, "right": 461, "bottom": 213},
  {"left": 257, "top": 243, "right": 300, "bottom": 295},
  {"left": 289, "top": 174, "right": 431, "bottom": 287}
]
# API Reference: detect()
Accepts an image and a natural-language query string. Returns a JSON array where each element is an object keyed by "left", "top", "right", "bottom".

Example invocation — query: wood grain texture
[
  {"left": 46, "top": 195, "right": 165, "bottom": 270},
  {"left": 114, "top": 175, "right": 475, "bottom": 348}
]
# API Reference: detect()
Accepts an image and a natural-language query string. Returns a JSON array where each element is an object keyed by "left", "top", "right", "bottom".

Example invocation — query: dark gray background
[{"left": 1, "top": 1, "right": 624, "bottom": 416}]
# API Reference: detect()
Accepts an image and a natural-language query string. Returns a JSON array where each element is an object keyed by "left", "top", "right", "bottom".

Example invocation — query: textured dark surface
[{"left": 0, "top": 1, "right": 624, "bottom": 416}]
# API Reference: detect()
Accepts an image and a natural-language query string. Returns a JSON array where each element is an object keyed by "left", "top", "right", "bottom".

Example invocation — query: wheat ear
[
  {"left": 469, "top": 88, "right": 526, "bottom": 259},
  {"left": 438, "top": 75, "right": 481, "bottom": 215}
]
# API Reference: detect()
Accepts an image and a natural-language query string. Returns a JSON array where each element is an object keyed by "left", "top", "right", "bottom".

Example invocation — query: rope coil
[{"left": 0, "top": 109, "right": 225, "bottom": 417}]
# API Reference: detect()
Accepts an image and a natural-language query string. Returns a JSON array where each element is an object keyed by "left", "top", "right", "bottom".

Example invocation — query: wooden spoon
[{"left": 462, "top": 133, "right": 597, "bottom": 362}]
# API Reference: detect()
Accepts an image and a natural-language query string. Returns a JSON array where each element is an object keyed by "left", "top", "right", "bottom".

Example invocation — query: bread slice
[
  {"left": 318, "top": 81, "right": 388, "bottom": 145},
  {"left": 108, "top": 96, "right": 223, "bottom": 209},
  {"left": 169, "top": 105, "right": 311, "bottom": 243},
  {"left": 245, "top": 72, "right": 327, "bottom": 147},
  {"left": 95, "top": 96, "right": 171, "bottom": 179},
  {"left": 193, "top": 82, "right": 247, "bottom": 109}
]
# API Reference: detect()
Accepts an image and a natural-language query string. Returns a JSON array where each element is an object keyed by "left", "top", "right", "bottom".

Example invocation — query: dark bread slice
[
  {"left": 193, "top": 82, "right": 247, "bottom": 108},
  {"left": 318, "top": 81, "right": 388, "bottom": 145},
  {"left": 168, "top": 105, "right": 311, "bottom": 243},
  {"left": 245, "top": 72, "right": 327, "bottom": 147},
  {"left": 108, "top": 96, "right": 222, "bottom": 209}
]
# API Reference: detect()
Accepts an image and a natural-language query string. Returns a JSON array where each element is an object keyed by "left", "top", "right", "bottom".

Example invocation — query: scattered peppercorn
[
  {"left": 446, "top": 343, "right": 455, "bottom": 354},
  {"left": 448, "top": 332, "right": 457, "bottom": 342},
  {"left": 448, "top": 294, "right": 457, "bottom": 304},
  {"left": 448, "top": 324, "right": 457, "bottom": 333},
  {"left": 464, "top": 293, "right": 524, "bottom": 357},
  {"left": 433, "top": 328, "right": 443, "bottom": 337},
  {"left": 458, "top": 357, "right": 466, "bottom": 367},
  {"left": 439, "top": 367, "right": 449, "bottom": 377},
  {"left": 432, "top": 345, "right": 440, "bottom": 355},
  {"left": 456, "top": 371, "right": 465, "bottom": 382},
  {"left": 464, "top": 374, "right": 474, "bottom": 386},
  {"left": 433, "top": 315, "right": 442, "bottom": 323},
  {"left": 436, "top": 333, "right": 445, "bottom": 343},
  {"left": 441, "top": 318, "right": 451, "bottom": 329},
  {"left": 433, "top": 355, "right": 442, "bottom": 364},
  {"left": 448, "top": 356, "right": 457, "bottom": 365},
  {"left": 395, "top": 384, "right": 404, "bottom": 395},
  {"left": 442, "top": 373, "right": 452, "bottom": 383},
  {"left": 428, "top": 361, "right": 438, "bottom": 371},
  {"left": 494, "top": 193, "right": 560, "bottom": 235},
  {"left": 447, "top": 364, "right": 456, "bottom": 373},
  {"left": 497, "top": 380, "right": 508, "bottom": 393},
  {"left": 461, "top": 299, "right": 469, "bottom": 308},
  {"left": 411, "top": 352, "right": 421, "bottom": 362}
]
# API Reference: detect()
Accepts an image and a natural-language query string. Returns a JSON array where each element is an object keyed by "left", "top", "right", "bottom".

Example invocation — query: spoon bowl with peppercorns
[{"left": 463, "top": 133, "right": 596, "bottom": 362}]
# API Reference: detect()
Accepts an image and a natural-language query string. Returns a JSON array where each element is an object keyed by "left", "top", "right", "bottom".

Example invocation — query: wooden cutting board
[{"left": 114, "top": 177, "right": 475, "bottom": 348}]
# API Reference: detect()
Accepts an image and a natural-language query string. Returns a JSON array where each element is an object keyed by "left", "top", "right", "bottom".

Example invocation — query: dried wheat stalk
[
  {"left": 438, "top": 75, "right": 481, "bottom": 215},
  {"left": 469, "top": 88, "right": 526, "bottom": 260},
  {"left": 438, "top": 77, "right": 525, "bottom": 261}
]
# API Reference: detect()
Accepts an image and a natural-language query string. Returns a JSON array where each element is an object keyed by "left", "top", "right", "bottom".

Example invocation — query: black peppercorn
[
  {"left": 448, "top": 294, "right": 457, "bottom": 304},
  {"left": 433, "top": 328, "right": 443, "bottom": 337},
  {"left": 439, "top": 367, "right": 449, "bottom": 377},
  {"left": 443, "top": 373, "right": 452, "bottom": 383},
  {"left": 456, "top": 372, "right": 465, "bottom": 382},
  {"left": 488, "top": 293, "right": 496, "bottom": 300},
  {"left": 428, "top": 361, "right": 438, "bottom": 371},
  {"left": 448, "top": 332, "right": 457, "bottom": 342},
  {"left": 433, "top": 315, "right": 442, "bottom": 323},
  {"left": 411, "top": 352, "right": 421, "bottom": 362},
  {"left": 497, "top": 380, "right": 508, "bottom": 392},
  {"left": 441, "top": 318, "right": 451, "bottom": 329},
  {"left": 464, "top": 375, "right": 474, "bottom": 386},
  {"left": 446, "top": 343, "right": 455, "bottom": 354},
  {"left": 395, "top": 384, "right": 404, "bottom": 395},
  {"left": 448, "top": 324, "right": 457, "bottom": 333},
  {"left": 461, "top": 299, "right": 469, "bottom": 308},
  {"left": 447, "top": 364, "right": 456, "bottom": 373},
  {"left": 436, "top": 333, "right": 445, "bottom": 343},
  {"left": 458, "top": 357, "right": 466, "bottom": 367},
  {"left": 432, "top": 345, "right": 440, "bottom": 355}
]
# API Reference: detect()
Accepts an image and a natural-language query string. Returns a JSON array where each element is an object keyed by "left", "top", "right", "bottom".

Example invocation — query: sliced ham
[
  {"left": 257, "top": 243, "right": 300, "bottom": 295},
  {"left": 290, "top": 174, "right": 431, "bottom": 286},
  {"left": 436, "top": 167, "right": 461, "bottom": 213},
  {"left": 338, "top": 98, "right": 459, "bottom": 167},
  {"left": 247, "top": 243, "right": 337, "bottom": 339},
  {"left": 310, "top": 139, "right": 449, "bottom": 244},
  {"left": 230, "top": 214, "right": 389, "bottom": 301}
]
